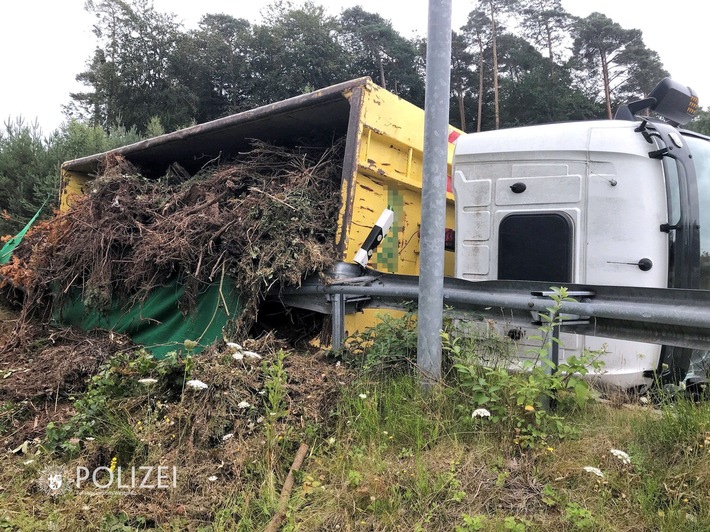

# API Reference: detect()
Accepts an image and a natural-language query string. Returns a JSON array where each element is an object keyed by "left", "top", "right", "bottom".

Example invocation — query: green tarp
[
  {"left": 2, "top": 206, "right": 242, "bottom": 357},
  {"left": 56, "top": 278, "right": 242, "bottom": 358}
]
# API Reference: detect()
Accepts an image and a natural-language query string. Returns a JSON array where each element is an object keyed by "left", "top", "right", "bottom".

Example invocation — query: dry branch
[{"left": 264, "top": 442, "right": 310, "bottom": 532}]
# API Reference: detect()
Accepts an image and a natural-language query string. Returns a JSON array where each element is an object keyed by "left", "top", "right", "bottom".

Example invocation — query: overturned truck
[
  {"left": 53, "top": 76, "right": 710, "bottom": 389},
  {"left": 57, "top": 77, "right": 457, "bottom": 355}
]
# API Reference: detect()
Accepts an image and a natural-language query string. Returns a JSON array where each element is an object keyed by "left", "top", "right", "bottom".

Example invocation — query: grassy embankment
[{"left": 0, "top": 301, "right": 708, "bottom": 531}]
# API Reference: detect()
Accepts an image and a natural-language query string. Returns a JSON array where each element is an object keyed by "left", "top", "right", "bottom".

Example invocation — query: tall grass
[{"left": 2, "top": 310, "right": 709, "bottom": 531}]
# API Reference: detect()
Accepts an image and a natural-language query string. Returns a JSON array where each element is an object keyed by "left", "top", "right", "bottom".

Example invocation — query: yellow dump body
[{"left": 60, "top": 77, "right": 460, "bottom": 337}]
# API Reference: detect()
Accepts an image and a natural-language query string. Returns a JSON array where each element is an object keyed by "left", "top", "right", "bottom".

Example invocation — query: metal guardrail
[{"left": 277, "top": 262, "right": 710, "bottom": 351}]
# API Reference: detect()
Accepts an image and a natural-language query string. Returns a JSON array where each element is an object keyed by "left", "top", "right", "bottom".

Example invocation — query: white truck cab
[{"left": 452, "top": 79, "right": 710, "bottom": 389}]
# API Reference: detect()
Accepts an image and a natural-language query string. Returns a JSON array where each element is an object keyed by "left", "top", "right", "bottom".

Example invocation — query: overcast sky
[{"left": 0, "top": 0, "right": 705, "bottom": 135}]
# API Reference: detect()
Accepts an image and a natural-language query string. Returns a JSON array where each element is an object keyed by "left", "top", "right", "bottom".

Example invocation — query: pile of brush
[{"left": 1, "top": 140, "right": 343, "bottom": 333}]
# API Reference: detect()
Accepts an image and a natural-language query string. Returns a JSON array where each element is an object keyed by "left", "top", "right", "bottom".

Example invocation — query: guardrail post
[{"left": 331, "top": 294, "right": 346, "bottom": 350}]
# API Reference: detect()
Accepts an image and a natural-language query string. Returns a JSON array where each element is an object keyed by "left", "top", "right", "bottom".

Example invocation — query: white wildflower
[
  {"left": 610, "top": 449, "right": 631, "bottom": 464},
  {"left": 185, "top": 379, "right": 208, "bottom": 390},
  {"left": 327, "top": 437, "right": 336, "bottom": 445},
  {"left": 227, "top": 342, "right": 260, "bottom": 360},
  {"left": 258, "top": 390, "right": 266, "bottom": 395},
  {"left": 238, "top": 401, "right": 251, "bottom": 409},
  {"left": 207, "top": 475, "right": 217, "bottom": 482},
  {"left": 472, "top": 408, "right": 491, "bottom": 419},
  {"left": 138, "top": 378, "right": 158, "bottom": 386},
  {"left": 222, "top": 433, "right": 234, "bottom": 441},
  {"left": 583, "top": 466, "right": 604, "bottom": 478},
  {"left": 359, "top": 393, "right": 367, "bottom": 399}
]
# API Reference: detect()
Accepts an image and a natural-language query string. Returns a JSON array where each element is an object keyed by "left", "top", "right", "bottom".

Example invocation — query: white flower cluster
[
  {"left": 582, "top": 466, "right": 604, "bottom": 478},
  {"left": 610, "top": 449, "right": 631, "bottom": 464},
  {"left": 227, "top": 342, "right": 262, "bottom": 361},
  {"left": 185, "top": 379, "right": 208, "bottom": 390},
  {"left": 581, "top": 449, "right": 630, "bottom": 479},
  {"left": 472, "top": 408, "right": 491, "bottom": 419}
]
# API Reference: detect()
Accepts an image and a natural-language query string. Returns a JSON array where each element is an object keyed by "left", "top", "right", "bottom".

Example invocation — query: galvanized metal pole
[
  {"left": 417, "top": 0, "right": 453, "bottom": 385},
  {"left": 331, "top": 293, "right": 346, "bottom": 349}
]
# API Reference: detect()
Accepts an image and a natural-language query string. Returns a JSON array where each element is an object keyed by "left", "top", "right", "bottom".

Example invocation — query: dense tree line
[
  {"left": 64, "top": 0, "right": 676, "bottom": 134},
  {"left": 2, "top": 0, "right": 708, "bottom": 236},
  {"left": 0, "top": 120, "right": 148, "bottom": 235}
]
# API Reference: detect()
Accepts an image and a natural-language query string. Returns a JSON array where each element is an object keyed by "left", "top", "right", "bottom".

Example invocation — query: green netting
[{"left": 55, "top": 278, "right": 242, "bottom": 358}]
